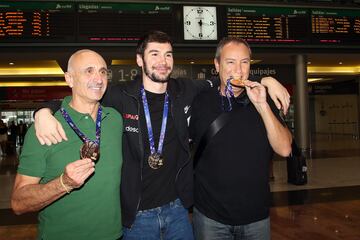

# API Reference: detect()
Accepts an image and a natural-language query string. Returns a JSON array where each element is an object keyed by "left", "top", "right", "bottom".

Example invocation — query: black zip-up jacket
[{"left": 102, "top": 76, "right": 212, "bottom": 227}]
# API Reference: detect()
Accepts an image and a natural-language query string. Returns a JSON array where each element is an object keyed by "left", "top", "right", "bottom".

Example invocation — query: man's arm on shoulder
[
  {"left": 245, "top": 81, "right": 292, "bottom": 157},
  {"left": 260, "top": 76, "right": 290, "bottom": 115},
  {"left": 34, "top": 108, "right": 67, "bottom": 146},
  {"left": 257, "top": 103, "right": 292, "bottom": 157},
  {"left": 34, "top": 81, "right": 126, "bottom": 146},
  {"left": 186, "top": 77, "right": 219, "bottom": 95}
]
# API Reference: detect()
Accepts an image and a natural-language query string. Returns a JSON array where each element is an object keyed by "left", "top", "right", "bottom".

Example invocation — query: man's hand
[
  {"left": 62, "top": 158, "right": 95, "bottom": 190},
  {"left": 260, "top": 76, "right": 290, "bottom": 115},
  {"left": 34, "top": 108, "right": 67, "bottom": 146},
  {"left": 244, "top": 80, "right": 267, "bottom": 107},
  {"left": 11, "top": 158, "right": 95, "bottom": 214}
]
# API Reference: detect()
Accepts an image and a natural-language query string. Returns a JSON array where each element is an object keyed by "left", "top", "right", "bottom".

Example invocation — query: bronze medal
[
  {"left": 80, "top": 141, "right": 100, "bottom": 161},
  {"left": 148, "top": 154, "right": 164, "bottom": 169},
  {"left": 61, "top": 106, "right": 103, "bottom": 162}
]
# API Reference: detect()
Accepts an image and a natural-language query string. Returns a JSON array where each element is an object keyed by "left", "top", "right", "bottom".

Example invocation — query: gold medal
[{"left": 148, "top": 154, "right": 164, "bottom": 169}]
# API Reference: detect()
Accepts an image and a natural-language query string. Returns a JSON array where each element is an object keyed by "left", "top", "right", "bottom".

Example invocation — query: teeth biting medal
[{"left": 230, "top": 75, "right": 245, "bottom": 88}]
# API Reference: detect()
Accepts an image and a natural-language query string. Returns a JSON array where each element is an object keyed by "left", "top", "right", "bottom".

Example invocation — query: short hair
[
  {"left": 136, "top": 30, "right": 173, "bottom": 56},
  {"left": 215, "top": 37, "right": 252, "bottom": 61}
]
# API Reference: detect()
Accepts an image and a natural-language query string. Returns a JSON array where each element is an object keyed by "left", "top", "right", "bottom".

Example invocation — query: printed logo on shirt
[
  {"left": 184, "top": 105, "right": 190, "bottom": 114},
  {"left": 123, "top": 113, "right": 139, "bottom": 121},
  {"left": 125, "top": 126, "right": 139, "bottom": 133}
]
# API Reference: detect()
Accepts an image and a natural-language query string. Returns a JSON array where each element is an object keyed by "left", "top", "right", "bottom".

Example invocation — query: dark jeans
[
  {"left": 193, "top": 207, "right": 270, "bottom": 240},
  {"left": 123, "top": 198, "right": 194, "bottom": 240}
]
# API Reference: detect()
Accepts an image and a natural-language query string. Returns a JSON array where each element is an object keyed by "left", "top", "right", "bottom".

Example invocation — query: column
[
  {"left": 357, "top": 77, "right": 360, "bottom": 139},
  {"left": 294, "top": 54, "right": 310, "bottom": 155}
]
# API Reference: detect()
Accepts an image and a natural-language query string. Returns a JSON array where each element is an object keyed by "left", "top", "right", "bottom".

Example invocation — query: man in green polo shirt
[{"left": 11, "top": 49, "right": 123, "bottom": 240}]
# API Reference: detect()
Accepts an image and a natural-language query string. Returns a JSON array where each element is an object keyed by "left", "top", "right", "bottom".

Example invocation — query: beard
[{"left": 143, "top": 60, "right": 172, "bottom": 83}]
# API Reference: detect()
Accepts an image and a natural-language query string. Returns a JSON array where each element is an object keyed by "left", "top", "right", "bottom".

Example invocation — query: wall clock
[{"left": 183, "top": 6, "right": 217, "bottom": 40}]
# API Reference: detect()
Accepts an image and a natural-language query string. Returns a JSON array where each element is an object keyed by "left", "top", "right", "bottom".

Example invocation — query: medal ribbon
[
  {"left": 221, "top": 78, "right": 235, "bottom": 112},
  {"left": 141, "top": 86, "right": 169, "bottom": 157},
  {"left": 60, "top": 105, "right": 102, "bottom": 145}
]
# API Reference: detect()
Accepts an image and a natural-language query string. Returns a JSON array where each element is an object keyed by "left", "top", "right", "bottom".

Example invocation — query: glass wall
[{"left": 0, "top": 110, "right": 34, "bottom": 125}]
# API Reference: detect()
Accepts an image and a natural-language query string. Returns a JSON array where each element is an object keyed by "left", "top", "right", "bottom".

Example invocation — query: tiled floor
[
  {"left": 271, "top": 156, "right": 360, "bottom": 192},
  {"left": 0, "top": 134, "right": 359, "bottom": 239}
]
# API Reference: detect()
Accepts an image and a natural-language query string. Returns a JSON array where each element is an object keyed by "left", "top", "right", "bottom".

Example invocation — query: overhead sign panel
[
  {"left": 0, "top": 2, "right": 75, "bottom": 42},
  {"left": 226, "top": 6, "right": 309, "bottom": 43},
  {"left": 77, "top": 3, "right": 173, "bottom": 42},
  {"left": 311, "top": 9, "right": 360, "bottom": 44},
  {"left": 0, "top": 2, "right": 359, "bottom": 48}
]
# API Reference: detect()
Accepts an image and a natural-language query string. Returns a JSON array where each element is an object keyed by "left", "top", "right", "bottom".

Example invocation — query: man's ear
[
  {"left": 64, "top": 72, "right": 73, "bottom": 88},
  {"left": 214, "top": 58, "right": 220, "bottom": 73},
  {"left": 136, "top": 54, "right": 143, "bottom": 68}
]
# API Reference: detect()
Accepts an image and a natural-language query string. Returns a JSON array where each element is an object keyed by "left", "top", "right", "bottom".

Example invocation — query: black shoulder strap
[{"left": 194, "top": 112, "right": 232, "bottom": 168}]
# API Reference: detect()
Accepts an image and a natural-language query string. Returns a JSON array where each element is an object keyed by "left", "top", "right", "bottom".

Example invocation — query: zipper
[
  {"left": 123, "top": 90, "right": 143, "bottom": 218},
  {"left": 135, "top": 99, "right": 143, "bottom": 214},
  {"left": 170, "top": 98, "right": 191, "bottom": 184}
]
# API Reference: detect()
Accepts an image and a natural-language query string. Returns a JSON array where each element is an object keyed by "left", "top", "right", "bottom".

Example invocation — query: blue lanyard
[
  {"left": 221, "top": 79, "right": 235, "bottom": 112},
  {"left": 141, "top": 86, "right": 169, "bottom": 157},
  {"left": 60, "top": 105, "right": 102, "bottom": 145}
]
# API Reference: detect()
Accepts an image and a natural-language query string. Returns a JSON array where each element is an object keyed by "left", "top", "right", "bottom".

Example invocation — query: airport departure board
[
  {"left": 0, "top": 2, "right": 75, "bottom": 42},
  {"left": 226, "top": 7, "right": 309, "bottom": 43},
  {"left": 311, "top": 9, "right": 360, "bottom": 44},
  {"left": 0, "top": 2, "right": 360, "bottom": 48},
  {"left": 77, "top": 3, "right": 174, "bottom": 42}
]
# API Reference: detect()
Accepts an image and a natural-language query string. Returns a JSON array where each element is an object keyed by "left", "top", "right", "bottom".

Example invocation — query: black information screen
[
  {"left": 311, "top": 9, "right": 360, "bottom": 44},
  {"left": 0, "top": 2, "right": 75, "bottom": 42},
  {"left": 77, "top": 3, "right": 174, "bottom": 42},
  {"left": 1, "top": 2, "right": 359, "bottom": 47},
  {"left": 226, "top": 6, "right": 309, "bottom": 44}
]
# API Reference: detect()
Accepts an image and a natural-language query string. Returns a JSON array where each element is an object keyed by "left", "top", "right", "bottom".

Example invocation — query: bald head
[
  {"left": 64, "top": 49, "right": 108, "bottom": 105},
  {"left": 67, "top": 49, "right": 106, "bottom": 73}
]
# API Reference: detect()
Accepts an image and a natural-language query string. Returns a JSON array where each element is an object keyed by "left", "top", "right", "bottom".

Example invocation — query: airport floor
[{"left": 0, "top": 134, "right": 359, "bottom": 240}]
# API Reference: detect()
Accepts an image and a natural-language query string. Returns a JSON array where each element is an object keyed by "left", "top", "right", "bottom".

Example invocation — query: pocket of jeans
[{"left": 172, "top": 199, "right": 184, "bottom": 209}]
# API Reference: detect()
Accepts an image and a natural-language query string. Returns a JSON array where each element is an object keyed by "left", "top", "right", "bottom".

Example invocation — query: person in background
[
  {"left": 18, "top": 120, "right": 27, "bottom": 146},
  {"left": 0, "top": 120, "right": 8, "bottom": 156},
  {"left": 9, "top": 121, "right": 18, "bottom": 152},
  {"left": 11, "top": 49, "right": 123, "bottom": 240}
]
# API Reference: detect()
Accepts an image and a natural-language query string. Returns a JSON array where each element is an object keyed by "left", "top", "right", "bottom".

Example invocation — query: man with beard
[{"left": 34, "top": 31, "right": 290, "bottom": 239}]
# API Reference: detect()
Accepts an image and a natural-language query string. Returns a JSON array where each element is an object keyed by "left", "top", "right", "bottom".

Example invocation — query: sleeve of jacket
[
  {"left": 101, "top": 82, "right": 124, "bottom": 112},
  {"left": 187, "top": 77, "right": 219, "bottom": 95},
  {"left": 33, "top": 100, "right": 61, "bottom": 117}
]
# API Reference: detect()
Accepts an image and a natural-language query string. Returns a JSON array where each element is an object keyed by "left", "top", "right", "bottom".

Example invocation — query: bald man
[{"left": 11, "top": 50, "right": 123, "bottom": 240}]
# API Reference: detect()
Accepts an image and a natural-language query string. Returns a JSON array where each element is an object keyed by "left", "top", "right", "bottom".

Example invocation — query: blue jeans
[
  {"left": 123, "top": 199, "right": 194, "bottom": 240},
  {"left": 193, "top": 207, "right": 270, "bottom": 240}
]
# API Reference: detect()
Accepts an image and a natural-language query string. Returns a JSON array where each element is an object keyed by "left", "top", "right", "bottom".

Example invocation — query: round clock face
[{"left": 183, "top": 6, "right": 217, "bottom": 40}]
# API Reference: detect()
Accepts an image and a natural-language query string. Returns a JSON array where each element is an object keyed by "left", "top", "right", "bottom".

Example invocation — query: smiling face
[
  {"left": 214, "top": 42, "right": 251, "bottom": 90},
  {"left": 65, "top": 50, "right": 108, "bottom": 104},
  {"left": 136, "top": 42, "right": 174, "bottom": 83}
]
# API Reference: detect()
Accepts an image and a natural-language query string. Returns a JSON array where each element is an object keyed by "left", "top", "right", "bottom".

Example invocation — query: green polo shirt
[{"left": 18, "top": 96, "right": 123, "bottom": 240}]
